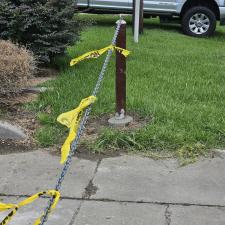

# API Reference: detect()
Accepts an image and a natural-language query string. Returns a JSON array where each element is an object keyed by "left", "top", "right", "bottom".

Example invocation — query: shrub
[
  {"left": 0, "top": 0, "right": 81, "bottom": 64},
  {"left": 0, "top": 40, "right": 35, "bottom": 96}
]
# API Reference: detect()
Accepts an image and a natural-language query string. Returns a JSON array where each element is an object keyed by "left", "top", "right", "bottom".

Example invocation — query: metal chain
[{"left": 39, "top": 20, "right": 122, "bottom": 225}]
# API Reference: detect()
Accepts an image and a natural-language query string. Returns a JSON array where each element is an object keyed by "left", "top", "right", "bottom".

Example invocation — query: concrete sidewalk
[{"left": 0, "top": 150, "right": 225, "bottom": 225}]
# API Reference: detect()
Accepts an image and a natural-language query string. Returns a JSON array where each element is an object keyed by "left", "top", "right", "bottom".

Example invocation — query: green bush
[{"left": 0, "top": 0, "right": 81, "bottom": 64}]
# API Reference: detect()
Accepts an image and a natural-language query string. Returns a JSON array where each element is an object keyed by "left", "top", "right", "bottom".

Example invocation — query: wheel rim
[{"left": 189, "top": 13, "right": 210, "bottom": 35}]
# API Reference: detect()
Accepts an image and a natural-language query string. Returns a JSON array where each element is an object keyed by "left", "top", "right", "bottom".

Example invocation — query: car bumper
[{"left": 220, "top": 6, "right": 225, "bottom": 25}]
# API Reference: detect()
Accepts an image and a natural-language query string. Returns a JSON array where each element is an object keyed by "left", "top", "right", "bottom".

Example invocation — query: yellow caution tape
[
  {"left": 57, "top": 96, "right": 97, "bottom": 164},
  {"left": 0, "top": 190, "right": 60, "bottom": 225},
  {"left": 70, "top": 44, "right": 130, "bottom": 66},
  {"left": 114, "top": 46, "right": 130, "bottom": 57}
]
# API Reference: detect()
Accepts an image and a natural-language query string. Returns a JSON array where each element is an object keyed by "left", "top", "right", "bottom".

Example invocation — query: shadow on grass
[
  {"left": 212, "top": 30, "right": 225, "bottom": 42},
  {"left": 88, "top": 15, "right": 183, "bottom": 34},
  {"left": 93, "top": 17, "right": 225, "bottom": 40},
  {"left": 144, "top": 22, "right": 182, "bottom": 33}
]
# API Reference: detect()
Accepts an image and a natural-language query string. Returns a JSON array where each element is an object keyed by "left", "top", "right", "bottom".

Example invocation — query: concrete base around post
[{"left": 108, "top": 115, "right": 133, "bottom": 127}]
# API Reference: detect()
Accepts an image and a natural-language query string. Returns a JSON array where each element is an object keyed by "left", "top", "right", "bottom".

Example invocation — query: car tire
[{"left": 182, "top": 6, "right": 216, "bottom": 37}]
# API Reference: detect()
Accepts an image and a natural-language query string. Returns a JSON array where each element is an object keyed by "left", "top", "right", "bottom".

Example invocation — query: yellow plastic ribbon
[
  {"left": 0, "top": 190, "right": 60, "bottom": 225},
  {"left": 57, "top": 96, "right": 97, "bottom": 164},
  {"left": 114, "top": 46, "right": 130, "bottom": 57},
  {"left": 70, "top": 44, "right": 130, "bottom": 66}
]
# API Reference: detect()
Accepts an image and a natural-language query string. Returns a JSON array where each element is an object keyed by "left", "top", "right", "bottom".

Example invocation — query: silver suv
[{"left": 76, "top": 0, "right": 225, "bottom": 37}]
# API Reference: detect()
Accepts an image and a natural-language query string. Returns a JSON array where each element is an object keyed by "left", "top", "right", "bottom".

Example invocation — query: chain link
[{"left": 39, "top": 19, "right": 122, "bottom": 225}]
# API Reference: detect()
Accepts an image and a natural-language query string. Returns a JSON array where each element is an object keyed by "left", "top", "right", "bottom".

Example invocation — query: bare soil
[
  {"left": 45, "top": 113, "right": 150, "bottom": 161},
  {"left": 0, "top": 68, "right": 150, "bottom": 158},
  {"left": 0, "top": 69, "right": 58, "bottom": 154},
  {"left": 48, "top": 144, "right": 125, "bottom": 161}
]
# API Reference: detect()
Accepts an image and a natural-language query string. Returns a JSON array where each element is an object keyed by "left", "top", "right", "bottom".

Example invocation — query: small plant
[
  {"left": 177, "top": 143, "right": 208, "bottom": 166},
  {"left": 35, "top": 126, "right": 62, "bottom": 147},
  {"left": 37, "top": 113, "right": 55, "bottom": 125},
  {"left": 92, "top": 128, "right": 144, "bottom": 152},
  {"left": 0, "top": 40, "right": 35, "bottom": 96}
]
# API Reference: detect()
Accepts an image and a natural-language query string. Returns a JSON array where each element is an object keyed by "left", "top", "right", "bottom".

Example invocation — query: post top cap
[{"left": 116, "top": 19, "right": 127, "bottom": 25}]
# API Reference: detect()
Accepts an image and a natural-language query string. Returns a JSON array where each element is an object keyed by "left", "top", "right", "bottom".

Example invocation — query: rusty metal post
[
  {"left": 116, "top": 19, "right": 126, "bottom": 115},
  {"left": 139, "top": 0, "right": 144, "bottom": 34},
  {"left": 108, "top": 19, "right": 133, "bottom": 127}
]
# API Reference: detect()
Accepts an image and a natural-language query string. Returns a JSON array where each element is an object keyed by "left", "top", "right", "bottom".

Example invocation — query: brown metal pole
[
  {"left": 139, "top": 0, "right": 144, "bottom": 34},
  {"left": 132, "top": 0, "right": 135, "bottom": 34},
  {"left": 116, "top": 20, "right": 126, "bottom": 115}
]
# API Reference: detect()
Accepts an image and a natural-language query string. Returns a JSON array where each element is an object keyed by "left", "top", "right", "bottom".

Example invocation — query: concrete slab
[
  {"left": 0, "top": 150, "right": 97, "bottom": 198},
  {"left": 74, "top": 201, "right": 166, "bottom": 225},
  {"left": 0, "top": 121, "right": 26, "bottom": 140},
  {"left": 0, "top": 196, "right": 80, "bottom": 225},
  {"left": 92, "top": 155, "right": 225, "bottom": 206},
  {"left": 170, "top": 205, "right": 225, "bottom": 225},
  {"left": 212, "top": 149, "right": 225, "bottom": 159}
]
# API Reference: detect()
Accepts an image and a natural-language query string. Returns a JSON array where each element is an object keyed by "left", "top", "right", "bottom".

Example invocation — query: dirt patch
[
  {"left": 0, "top": 111, "right": 149, "bottom": 157},
  {"left": 47, "top": 113, "right": 150, "bottom": 160},
  {"left": 46, "top": 113, "right": 148, "bottom": 161},
  {"left": 0, "top": 139, "right": 36, "bottom": 155},
  {"left": 0, "top": 108, "right": 39, "bottom": 155},
  {"left": 27, "top": 77, "right": 54, "bottom": 87},
  {"left": 0, "top": 72, "right": 58, "bottom": 154},
  {"left": 86, "top": 113, "right": 150, "bottom": 132},
  {"left": 1, "top": 76, "right": 150, "bottom": 159},
  {"left": 35, "top": 67, "right": 59, "bottom": 77},
  {"left": 1, "top": 93, "right": 39, "bottom": 110},
  {"left": 0, "top": 74, "right": 56, "bottom": 109},
  {"left": 79, "top": 112, "right": 150, "bottom": 145},
  {"left": 48, "top": 144, "right": 125, "bottom": 161}
]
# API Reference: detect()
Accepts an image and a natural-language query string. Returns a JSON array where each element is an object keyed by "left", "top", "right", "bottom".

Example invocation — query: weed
[
  {"left": 35, "top": 126, "right": 63, "bottom": 147},
  {"left": 176, "top": 143, "right": 208, "bottom": 166}
]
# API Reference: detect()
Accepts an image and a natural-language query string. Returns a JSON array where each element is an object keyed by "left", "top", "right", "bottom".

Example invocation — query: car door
[
  {"left": 77, "top": 0, "right": 89, "bottom": 7},
  {"left": 91, "top": 0, "right": 129, "bottom": 9},
  {"left": 128, "top": 0, "right": 177, "bottom": 12}
]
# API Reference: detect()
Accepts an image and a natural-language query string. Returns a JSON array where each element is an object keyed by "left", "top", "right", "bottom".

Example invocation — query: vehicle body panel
[
  {"left": 90, "top": 0, "right": 129, "bottom": 9},
  {"left": 77, "top": 0, "right": 89, "bottom": 7},
  {"left": 128, "top": 0, "right": 177, "bottom": 12},
  {"left": 76, "top": 0, "right": 225, "bottom": 24}
]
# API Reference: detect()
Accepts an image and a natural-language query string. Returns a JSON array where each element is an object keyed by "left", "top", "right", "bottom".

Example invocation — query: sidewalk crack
[
  {"left": 68, "top": 200, "right": 83, "bottom": 225},
  {"left": 82, "top": 158, "right": 101, "bottom": 199},
  {"left": 165, "top": 205, "right": 172, "bottom": 225},
  {"left": 69, "top": 159, "right": 102, "bottom": 225}
]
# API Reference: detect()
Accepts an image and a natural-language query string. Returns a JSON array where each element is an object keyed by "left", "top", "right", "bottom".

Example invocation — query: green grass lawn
[{"left": 31, "top": 14, "right": 225, "bottom": 160}]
